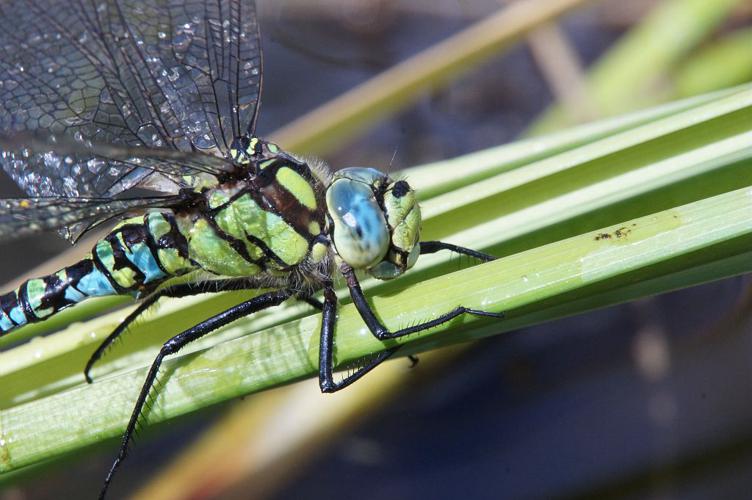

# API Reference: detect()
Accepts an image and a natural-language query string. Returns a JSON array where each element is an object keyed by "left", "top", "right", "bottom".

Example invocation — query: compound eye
[
  {"left": 326, "top": 179, "right": 389, "bottom": 269},
  {"left": 391, "top": 180, "right": 410, "bottom": 198}
]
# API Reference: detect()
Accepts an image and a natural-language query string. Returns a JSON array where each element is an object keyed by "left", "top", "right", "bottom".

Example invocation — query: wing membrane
[
  {"left": 0, "top": 196, "right": 181, "bottom": 242},
  {"left": 0, "top": 131, "right": 230, "bottom": 197},
  {"left": 0, "top": 0, "right": 261, "bottom": 198}
]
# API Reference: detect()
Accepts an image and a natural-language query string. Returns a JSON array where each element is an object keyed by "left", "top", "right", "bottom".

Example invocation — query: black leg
[
  {"left": 318, "top": 284, "right": 399, "bottom": 393},
  {"left": 85, "top": 277, "right": 281, "bottom": 383},
  {"left": 98, "top": 289, "right": 294, "bottom": 500},
  {"left": 299, "top": 295, "right": 324, "bottom": 311},
  {"left": 340, "top": 262, "right": 503, "bottom": 342},
  {"left": 419, "top": 240, "right": 495, "bottom": 262},
  {"left": 85, "top": 291, "right": 162, "bottom": 384},
  {"left": 319, "top": 242, "right": 501, "bottom": 391}
]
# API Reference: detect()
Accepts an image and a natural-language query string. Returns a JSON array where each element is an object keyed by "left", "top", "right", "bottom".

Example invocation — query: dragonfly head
[{"left": 326, "top": 167, "right": 421, "bottom": 280}]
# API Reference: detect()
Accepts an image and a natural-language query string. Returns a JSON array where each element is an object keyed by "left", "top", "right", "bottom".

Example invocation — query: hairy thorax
[{"left": 173, "top": 163, "right": 333, "bottom": 292}]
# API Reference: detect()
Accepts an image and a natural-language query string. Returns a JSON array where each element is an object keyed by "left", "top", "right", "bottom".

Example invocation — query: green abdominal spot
[
  {"left": 26, "top": 279, "right": 54, "bottom": 318},
  {"left": 157, "top": 248, "right": 193, "bottom": 275},
  {"left": 147, "top": 212, "right": 172, "bottom": 240},
  {"left": 95, "top": 240, "right": 137, "bottom": 288}
]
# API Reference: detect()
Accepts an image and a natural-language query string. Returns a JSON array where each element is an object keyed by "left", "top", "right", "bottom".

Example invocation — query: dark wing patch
[{"left": 0, "top": 0, "right": 262, "bottom": 197}]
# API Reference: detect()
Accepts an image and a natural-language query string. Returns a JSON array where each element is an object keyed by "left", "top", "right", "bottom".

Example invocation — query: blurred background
[{"left": 1, "top": 0, "right": 751, "bottom": 498}]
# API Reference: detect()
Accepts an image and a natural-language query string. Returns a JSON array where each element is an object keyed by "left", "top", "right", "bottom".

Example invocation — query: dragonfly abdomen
[
  {"left": 0, "top": 167, "right": 333, "bottom": 334},
  {"left": 0, "top": 211, "right": 195, "bottom": 334}
]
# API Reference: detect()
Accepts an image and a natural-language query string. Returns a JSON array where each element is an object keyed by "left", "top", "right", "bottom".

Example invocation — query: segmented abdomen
[
  {"left": 0, "top": 211, "right": 194, "bottom": 334},
  {"left": 0, "top": 157, "right": 331, "bottom": 334}
]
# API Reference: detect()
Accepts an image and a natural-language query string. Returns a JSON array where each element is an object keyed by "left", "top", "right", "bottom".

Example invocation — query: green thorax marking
[
  {"left": 179, "top": 216, "right": 262, "bottom": 277},
  {"left": 214, "top": 193, "right": 309, "bottom": 267},
  {"left": 179, "top": 150, "right": 328, "bottom": 277}
]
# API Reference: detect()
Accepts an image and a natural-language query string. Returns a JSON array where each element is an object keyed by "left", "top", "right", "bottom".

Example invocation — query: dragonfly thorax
[
  {"left": 325, "top": 167, "right": 421, "bottom": 280},
  {"left": 229, "top": 136, "right": 261, "bottom": 165}
]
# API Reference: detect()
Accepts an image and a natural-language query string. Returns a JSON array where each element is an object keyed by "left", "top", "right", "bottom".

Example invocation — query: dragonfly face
[{"left": 326, "top": 167, "right": 421, "bottom": 280}]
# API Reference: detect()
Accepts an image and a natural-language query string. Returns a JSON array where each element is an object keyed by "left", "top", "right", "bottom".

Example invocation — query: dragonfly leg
[
  {"left": 419, "top": 240, "right": 495, "bottom": 262},
  {"left": 99, "top": 288, "right": 294, "bottom": 500},
  {"left": 85, "top": 277, "right": 293, "bottom": 383},
  {"left": 318, "top": 284, "right": 399, "bottom": 393},
  {"left": 298, "top": 295, "right": 324, "bottom": 310},
  {"left": 340, "top": 263, "right": 504, "bottom": 343}
]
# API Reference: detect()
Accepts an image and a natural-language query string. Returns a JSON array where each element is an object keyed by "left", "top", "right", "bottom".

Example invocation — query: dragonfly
[{"left": 0, "top": 0, "right": 501, "bottom": 497}]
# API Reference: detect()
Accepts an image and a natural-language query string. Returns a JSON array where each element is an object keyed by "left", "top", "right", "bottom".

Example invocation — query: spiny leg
[
  {"left": 99, "top": 289, "right": 294, "bottom": 500},
  {"left": 419, "top": 240, "right": 495, "bottom": 262},
  {"left": 85, "top": 291, "right": 162, "bottom": 384},
  {"left": 321, "top": 242, "right": 501, "bottom": 389},
  {"left": 87, "top": 279, "right": 267, "bottom": 381},
  {"left": 318, "top": 284, "right": 399, "bottom": 393},
  {"left": 85, "top": 278, "right": 312, "bottom": 383},
  {"left": 340, "top": 258, "right": 503, "bottom": 342}
]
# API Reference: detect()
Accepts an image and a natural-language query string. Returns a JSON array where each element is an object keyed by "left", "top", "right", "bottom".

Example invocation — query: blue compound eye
[
  {"left": 333, "top": 167, "right": 388, "bottom": 186},
  {"left": 326, "top": 177, "right": 389, "bottom": 269}
]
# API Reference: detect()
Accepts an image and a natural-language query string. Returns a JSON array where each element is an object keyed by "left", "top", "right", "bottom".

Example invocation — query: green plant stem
[
  {"left": 1, "top": 184, "right": 750, "bottom": 472},
  {"left": 0, "top": 84, "right": 750, "bottom": 474},
  {"left": 529, "top": 0, "right": 747, "bottom": 134}
]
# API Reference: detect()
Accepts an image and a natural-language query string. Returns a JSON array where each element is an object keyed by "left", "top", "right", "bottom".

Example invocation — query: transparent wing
[
  {"left": 0, "top": 196, "right": 181, "bottom": 242},
  {"left": 0, "top": 0, "right": 262, "bottom": 197},
  {"left": 0, "top": 131, "right": 230, "bottom": 197}
]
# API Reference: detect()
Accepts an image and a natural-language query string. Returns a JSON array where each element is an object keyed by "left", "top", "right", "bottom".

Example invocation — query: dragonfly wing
[
  {"left": 0, "top": 131, "right": 230, "bottom": 197},
  {"left": 0, "top": 196, "right": 181, "bottom": 242},
  {"left": 0, "top": 0, "right": 262, "bottom": 197}
]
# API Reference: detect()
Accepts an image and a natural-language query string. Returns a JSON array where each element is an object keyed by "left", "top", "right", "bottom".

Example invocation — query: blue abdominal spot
[
  {"left": 125, "top": 243, "right": 167, "bottom": 284},
  {"left": 77, "top": 269, "right": 117, "bottom": 297},
  {"left": 8, "top": 305, "right": 27, "bottom": 326},
  {"left": 0, "top": 312, "right": 14, "bottom": 331},
  {"left": 64, "top": 285, "right": 86, "bottom": 303}
]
